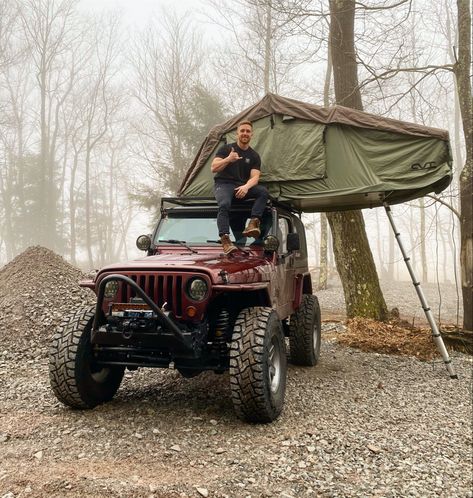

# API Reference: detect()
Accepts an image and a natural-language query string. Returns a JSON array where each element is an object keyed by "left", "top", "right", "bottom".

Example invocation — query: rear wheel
[
  {"left": 49, "top": 307, "right": 124, "bottom": 408},
  {"left": 230, "top": 307, "right": 287, "bottom": 423},
  {"left": 289, "top": 295, "right": 321, "bottom": 366}
]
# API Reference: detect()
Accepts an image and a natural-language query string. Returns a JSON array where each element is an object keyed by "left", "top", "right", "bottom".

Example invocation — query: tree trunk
[
  {"left": 419, "top": 198, "right": 428, "bottom": 283},
  {"left": 263, "top": 1, "right": 272, "bottom": 94},
  {"left": 318, "top": 39, "right": 331, "bottom": 291},
  {"left": 319, "top": 214, "right": 328, "bottom": 290},
  {"left": 438, "top": 222, "right": 448, "bottom": 284},
  {"left": 327, "top": 211, "right": 388, "bottom": 319},
  {"left": 327, "top": 0, "right": 388, "bottom": 319},
  {"left": 454, "top": 0, "right": 473, "bottom": 331},
  {"left": 388, "top": 221, "right": 395, "bottom": 281},
  {"left": 374, "top": 209, "right": 386, "bottom": 278},
  {"left": 0, "top": 157, "right": 15, "bottom": 260},
  {"left": 85, "top": 136, "right": 94, "bottom": 268},
  {"left": 69, "top": 152, "right": 79, "bottom": 265},
  {"left": 39, "top": 64, "right": 49, "bottom": 247}
]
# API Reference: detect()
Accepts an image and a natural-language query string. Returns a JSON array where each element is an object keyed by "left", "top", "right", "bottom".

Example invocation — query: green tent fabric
[{"left": 178, "top": 93, "right": 452, "bottom": 212}]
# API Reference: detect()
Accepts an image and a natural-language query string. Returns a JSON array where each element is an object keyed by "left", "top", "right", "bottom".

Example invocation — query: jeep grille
[{"left": 118, "top": 273, "right": 183, "bottom": 317}]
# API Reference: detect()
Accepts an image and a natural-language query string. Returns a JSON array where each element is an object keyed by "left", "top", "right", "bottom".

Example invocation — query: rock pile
[{"left": 0, "top": 246, "right": 95, "bottom": 351}]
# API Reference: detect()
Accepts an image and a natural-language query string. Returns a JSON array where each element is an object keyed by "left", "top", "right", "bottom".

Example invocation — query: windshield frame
[{"left": 153, "top": 206, "right": 274, "bottom": 248}]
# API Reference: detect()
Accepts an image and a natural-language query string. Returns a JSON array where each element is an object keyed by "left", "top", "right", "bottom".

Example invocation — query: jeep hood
[{"left": 96, "top": 251, "right": 272, "bottom": 284}]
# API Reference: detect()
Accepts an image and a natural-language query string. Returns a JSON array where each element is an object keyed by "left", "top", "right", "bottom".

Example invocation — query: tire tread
[
  {"left": 230, "top": 307, "right": 286, "bottom": 423},
  {"left": 289, "top": 295, "right": 321, "bottom": 366}
]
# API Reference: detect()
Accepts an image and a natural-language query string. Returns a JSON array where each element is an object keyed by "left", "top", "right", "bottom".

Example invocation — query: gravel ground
[
  {"left": 0, "top": 248, "right": 471, "bottom": 497},
  {"left": 0, "top": 336, "right": 471, "bottom": 498}
]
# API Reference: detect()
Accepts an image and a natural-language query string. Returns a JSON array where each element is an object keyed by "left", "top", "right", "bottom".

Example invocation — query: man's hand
[
  {"left": 227, "top": 147, "right": 242, "bottom": 163},
  {"left": 234, "top": 184, "right": 249, "bottom": 199}
]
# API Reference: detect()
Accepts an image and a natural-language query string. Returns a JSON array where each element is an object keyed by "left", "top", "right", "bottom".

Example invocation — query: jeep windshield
[{"left": 154, "top": 209, "right": 272, "bottom": 247}]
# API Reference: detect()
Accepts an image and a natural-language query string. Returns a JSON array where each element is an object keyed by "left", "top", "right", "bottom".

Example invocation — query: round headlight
[
  {"left": 136, "top": 234, "right": 151, "bottom": 251},
  {"left": 104, "top": 280, "right": 119, "bottom": 299},
  {"left": 187, "top": 277, "right": 208, "bottom": 301}
]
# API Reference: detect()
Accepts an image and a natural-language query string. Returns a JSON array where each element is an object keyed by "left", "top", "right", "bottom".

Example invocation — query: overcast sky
[{"left": 79, "top": 0, "right": 202, "bottom": 27}]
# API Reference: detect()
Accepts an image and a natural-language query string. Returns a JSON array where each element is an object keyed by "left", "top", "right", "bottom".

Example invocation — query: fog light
[
  {"left": 136, "top": 234, "right": 151, "bottom": 251},
  {"left": 104, "top": 280, "right": 119, "bottom": 298},
  {"left": 264, "top": 235, "right": 280, "bottom": 252}
]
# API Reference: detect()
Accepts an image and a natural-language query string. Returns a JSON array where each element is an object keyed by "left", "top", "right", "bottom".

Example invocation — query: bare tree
[
  {"left": 59, "top": 13, "right": 123, "bottom": 267},
  {"left": 454, "top": 0, "right": 472, "bottom": 331},
  {"left": 0, "top": 0, "right": 32, "bottom": 259},
  {"left": 81, "top": 18, "right": 122, "bottom": 267},
  {"left": 131, "top": 12, "right": 219, "bottom": 199},
  {"left": 0, "top": 2, "right": 139, "bottom": 267},
  {"left": 18, "top": 0, "right": 81, "bottom": 251},
  {"left": 205, "top": 0, "right": 318, "bottom": 108},
  {"left": 318, "top": 38, "right": 332, "bottom": 290},
  {"left": 326, "top": 0, "right": 388, "bottom": 319},
  {"left": 0, "top": 66, "right": 32, "bottom": 259},
  {"left": 0, "top": 0, "right": 21, "bottom": 74}
]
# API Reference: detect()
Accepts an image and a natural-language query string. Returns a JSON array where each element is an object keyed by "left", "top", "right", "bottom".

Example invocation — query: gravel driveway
[
  {"left": 1, "top": 335, "right": 471, "bottom": 498},
  {"left": 1, "top": 249, "right": 471, "bottom": 497}
]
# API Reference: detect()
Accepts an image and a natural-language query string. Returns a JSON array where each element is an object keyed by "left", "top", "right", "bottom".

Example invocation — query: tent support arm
[{"left": 383, "top": 203, "right": 457, "bottom": 379}]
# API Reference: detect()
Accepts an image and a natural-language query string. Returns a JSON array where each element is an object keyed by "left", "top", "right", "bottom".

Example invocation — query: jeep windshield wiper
[{"left": 158, "top": 239, "right": 198, "bottom": 254}]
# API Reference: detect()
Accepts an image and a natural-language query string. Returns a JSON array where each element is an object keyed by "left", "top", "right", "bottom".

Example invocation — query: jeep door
[{"left": 274, "top": 214, "right": 296, "bottom": 318}]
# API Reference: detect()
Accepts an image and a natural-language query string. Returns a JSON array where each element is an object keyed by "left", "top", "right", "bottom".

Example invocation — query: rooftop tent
[{"left": 178, "top": 93, "right": 452, "bottom": 212}]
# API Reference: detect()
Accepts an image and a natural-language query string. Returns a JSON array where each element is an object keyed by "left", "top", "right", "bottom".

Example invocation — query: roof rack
[{"left": 161, "top": 196, "right": 301, "bottom": 215}]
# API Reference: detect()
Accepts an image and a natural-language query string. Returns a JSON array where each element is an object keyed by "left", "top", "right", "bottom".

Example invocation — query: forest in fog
[{"left": 0, "top": 0, "right": 469, "bottom": 291}]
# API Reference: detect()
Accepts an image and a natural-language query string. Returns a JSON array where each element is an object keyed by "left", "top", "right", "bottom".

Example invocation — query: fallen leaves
[{"left": 336, "top": 317, "right": 441, "bottom": 361}]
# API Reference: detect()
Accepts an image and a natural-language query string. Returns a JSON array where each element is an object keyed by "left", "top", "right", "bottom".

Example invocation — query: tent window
[{"left": 250, "top": 115, "right": 326, "bottom": 182}]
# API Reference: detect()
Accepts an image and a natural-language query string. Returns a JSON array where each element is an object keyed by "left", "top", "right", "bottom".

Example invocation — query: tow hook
[{"left": 122, "top": 320, "right": 134, "bottom": 339}]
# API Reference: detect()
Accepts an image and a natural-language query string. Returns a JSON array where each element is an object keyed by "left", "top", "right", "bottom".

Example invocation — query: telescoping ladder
[{"left": 384, "top": 203, "right": 458, "bottom": 379}]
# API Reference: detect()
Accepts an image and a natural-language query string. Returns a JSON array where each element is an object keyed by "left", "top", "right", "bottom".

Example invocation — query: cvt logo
[{"left": 411, "top": 161, "right": 437, "bottom": 170}]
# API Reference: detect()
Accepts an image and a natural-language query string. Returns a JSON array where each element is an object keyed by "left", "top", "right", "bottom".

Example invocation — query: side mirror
[
  {"left": 287, "top": 233, "right": 300, "bottom": 252},
  {"left": 136, "top": 234, "right": 152, "bottom": 251}
]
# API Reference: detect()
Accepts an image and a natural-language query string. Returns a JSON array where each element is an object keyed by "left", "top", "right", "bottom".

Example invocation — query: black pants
[{"left": 214, "top": 182, "right": 268, "bottom": 236}]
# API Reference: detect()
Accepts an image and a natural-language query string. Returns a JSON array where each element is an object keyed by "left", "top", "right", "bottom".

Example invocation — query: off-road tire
[
  {"left": 230, "top": 307, "right": 287, "bottom": 423},
  {"left": 289, "top": 295, "right": 321, "bottom": 366},
  {"left": 49, "top": 307, "right": 124, "bottom": 409}
]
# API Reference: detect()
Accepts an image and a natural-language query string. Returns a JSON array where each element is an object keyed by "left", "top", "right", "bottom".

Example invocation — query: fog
[{"left": 0, "top": 0, "right": 465, "bottom": 288}]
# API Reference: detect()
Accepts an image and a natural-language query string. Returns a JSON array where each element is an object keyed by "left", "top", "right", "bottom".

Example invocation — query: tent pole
[{"left": 383, "top": 203, "right": 457, "bottom": 379}]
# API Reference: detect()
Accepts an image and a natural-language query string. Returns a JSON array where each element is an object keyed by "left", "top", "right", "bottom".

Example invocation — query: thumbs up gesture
[{"left": 228, "top": 147, "right": 242, "bottom": 162}]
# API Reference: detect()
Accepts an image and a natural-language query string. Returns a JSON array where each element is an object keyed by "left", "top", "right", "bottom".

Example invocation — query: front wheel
[
  {"left": 289, "top": 295, "right": 321, "bottom": 366},
  {"left": 49, "top": 307, "right": 124, "bottom": 408},
  {"left": 229, "top": 307, "right": 287, "bottom": 423}
]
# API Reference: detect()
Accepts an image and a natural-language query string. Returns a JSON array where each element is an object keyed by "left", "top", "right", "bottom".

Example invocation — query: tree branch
[
  {"left": 426, "top": 194, "right": 460, "bottom": 220},
  {"left": 355, "top": 0, "right": 410, "bottom": 11},
  {"left": 359, "top": 64, "right": 454, "bottom": 90}
]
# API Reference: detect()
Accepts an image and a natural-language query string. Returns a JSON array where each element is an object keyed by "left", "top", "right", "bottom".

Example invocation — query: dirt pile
[
  {"left": 0, "top": 246, "right": 95, "bottom": 350},
  {"left": 336, "top": 317, "right": 442, "bottom": 360}
]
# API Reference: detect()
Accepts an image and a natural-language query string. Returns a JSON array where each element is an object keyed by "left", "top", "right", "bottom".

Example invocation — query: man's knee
[
  {"left": 253, "top": 185, "right": 268, "bottom": 200},
  {"left": 218, "top": 198, "right": 232, "bottom": 211}
]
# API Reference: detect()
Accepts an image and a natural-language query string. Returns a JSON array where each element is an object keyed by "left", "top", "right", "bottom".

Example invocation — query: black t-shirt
[{"left": 214, "top": 142, "right": 261, "bottom": 186}]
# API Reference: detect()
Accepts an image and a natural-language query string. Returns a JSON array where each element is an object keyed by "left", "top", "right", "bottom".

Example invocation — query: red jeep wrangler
[{"left": 49, "top": 198, "right": 321, "bottom": 423}]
